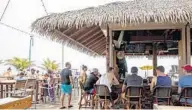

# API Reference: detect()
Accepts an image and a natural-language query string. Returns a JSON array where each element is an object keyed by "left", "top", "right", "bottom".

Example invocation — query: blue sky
[{"left": 0, "top": 0, "right": 180, "bottom": 76}]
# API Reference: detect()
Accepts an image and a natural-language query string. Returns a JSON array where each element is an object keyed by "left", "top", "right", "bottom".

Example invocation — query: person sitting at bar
[
  {"left": 121, "top": 67, "right": 143, "bottom": 100},
  {"left": 3, "top": 67, "right": 12, "bottom": 77},
  {"left": 150, "top": 66, "right": 171, "bottom": 91},
  {"left": 178, "top": 65, "right": 192, "bottom": 104},
  {"left": 83, "top": 68, "right": 99, "bottom": 94},
  {"left": 16, "top": 72, "right": 25, "bottom": 80},
  {"left": 28, "top": 68, "right": 37, "bottom": 79},
  {"left": 96, "top": 67, "right": 119, "bottom": 106}
]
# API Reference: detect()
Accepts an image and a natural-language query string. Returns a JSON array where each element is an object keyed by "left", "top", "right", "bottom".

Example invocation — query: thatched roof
[{"left": 31, "top": 0, "right": 192, "bottom": 56}]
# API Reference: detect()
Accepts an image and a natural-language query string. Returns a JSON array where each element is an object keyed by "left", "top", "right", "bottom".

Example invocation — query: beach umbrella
[{"left": 140, "top": 65, "right": 153, "bottom": 78}]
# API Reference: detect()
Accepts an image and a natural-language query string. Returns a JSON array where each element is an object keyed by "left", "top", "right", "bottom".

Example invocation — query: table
[
  {"left": 0, "top": 80, "right": 15, "bottom": 98},
  {"left": 0, "top": 79, "right": 40, "bottom": 103},
  {"left": 0, "top": 96, "right": 32, "bottom": 109},
  {"left": 153, "top": 104, "right": 192, "bottom": 109}
]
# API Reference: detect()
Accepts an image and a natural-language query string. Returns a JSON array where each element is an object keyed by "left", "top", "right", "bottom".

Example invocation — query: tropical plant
[
  {"left": 0, "top": 60, "right": 3, "bottom": 64},
  {"left": 6, "top": 57, "right": 32, "bottom": 71},
  {"left": 42, "top": 58, "right": 59, "bottom": 71}
]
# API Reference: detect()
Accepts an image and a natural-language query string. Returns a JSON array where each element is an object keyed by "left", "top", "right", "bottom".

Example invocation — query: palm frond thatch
[
  {"left": 32, "top": 0, "right": 192, "bottom": 30},
  {"left": 31, "top": 0, "right": 192, "bottom": 56}
]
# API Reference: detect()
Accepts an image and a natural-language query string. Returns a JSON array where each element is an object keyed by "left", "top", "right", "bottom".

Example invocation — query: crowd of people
[
  {"left": 59, "top": 62, "right": 192, "bottom": 109},
  {"left": 1, "top": 67, "right": 59, "bottom": 103},
  {"left": 1, "top": 62, "right": 192, "bottom": 108}
]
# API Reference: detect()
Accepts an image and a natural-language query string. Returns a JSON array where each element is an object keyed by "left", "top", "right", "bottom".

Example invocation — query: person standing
[{"left": 60, "top": 62, "right": 74, "bottom": 109}]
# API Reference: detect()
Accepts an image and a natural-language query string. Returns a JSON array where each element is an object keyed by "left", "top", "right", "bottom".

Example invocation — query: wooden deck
[{"left": 31, "top": 89, "right": 82, "bottom": 109}]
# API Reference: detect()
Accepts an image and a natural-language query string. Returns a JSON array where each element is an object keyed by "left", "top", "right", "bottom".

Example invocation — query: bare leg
[
  {"left": 60, "top": 93, "right": 65, "bottom": 107},
  {"left": 68, "top": 93, "right": 72, "bottom": 107}
]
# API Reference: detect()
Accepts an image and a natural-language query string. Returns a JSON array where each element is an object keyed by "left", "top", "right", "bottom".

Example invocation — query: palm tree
[
  {"left": 0, "top": 60, "right": 3, "bottom": 64},
  {"left": 6, "top": 57, "right": 32, "bottom": 71},
  {"left": 42, "top": 58, "right": 59, "bottom": 71}
]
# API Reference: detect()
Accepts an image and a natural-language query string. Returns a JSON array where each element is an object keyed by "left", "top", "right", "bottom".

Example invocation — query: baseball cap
[{"left": 182, "top": 65, "right": 192, "bottom": 71}]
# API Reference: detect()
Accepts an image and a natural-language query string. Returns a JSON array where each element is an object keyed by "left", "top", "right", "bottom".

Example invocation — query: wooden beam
[
  {"left": 76, "top": 26, "right": 99, "bottom": 41},
  {"left": 63, "top": 27, "right": 76, "bottom": 35},
  {"left": 84, "top": 34, "right": 104, "bottom": 47},
  {"left": 87, "top": 36, "right": 105, "bottom": 48},
  {"left": 69, "top": 27, "right": 89, "bottom": 39},
  {"left": 97, "top": 47, "right": 106, "bottom": 54},
  {"left": 92, "top": 43, "right": 106, "bottom": 53},
  {"left": 91, "top": 41, "right": 106, "bottom": 50},
  {"left": 81, "top": 30, "right": 102, "bottom": 44},
  {"left": 153, "top": 43, "right": 157, "bottom": 76},
  {"left": 54, "top": 30, "right": 100, "bottom": 55},
  {"left": 109, "top": 23, "right": 185, "bottom": 30}
]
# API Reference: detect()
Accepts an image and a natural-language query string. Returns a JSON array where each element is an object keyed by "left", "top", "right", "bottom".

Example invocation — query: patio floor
[{"left": 32, "top": 90, "right": 81, "bottom": 109}]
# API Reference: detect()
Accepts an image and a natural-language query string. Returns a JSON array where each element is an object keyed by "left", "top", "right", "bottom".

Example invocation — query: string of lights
[
  {"left": 40, "top": 0, "right": 49, "bottom": 15},
  {"left": 0, "top": 0, "right": 11, "bottom": 21},
  {"left": 0, "top": 22, "right": 32, "bottom": 36}
]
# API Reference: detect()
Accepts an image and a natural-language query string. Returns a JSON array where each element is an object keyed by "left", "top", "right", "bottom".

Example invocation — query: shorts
[
  {"left": 61, "top": 84, "right": 72, "bottom": 94},
  {"left": 85, "top": 88, "right": 96, "bottom": 94}
]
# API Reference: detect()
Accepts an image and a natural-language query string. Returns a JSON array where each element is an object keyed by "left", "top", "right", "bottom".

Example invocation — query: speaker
[
  {"left": 172, "top": 30, "right": 181, "bottom": 41},
  {"left": 123, "top": 31, "right": 131, "bottom": 43}
]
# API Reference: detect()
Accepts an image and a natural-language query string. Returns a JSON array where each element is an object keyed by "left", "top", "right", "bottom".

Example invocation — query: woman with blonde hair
[
  {"left": 79, "top": 65, "right": 87, "bottom": 84},
  {"left": 78, "top": 65, "right": 88, "bottom": 106}
]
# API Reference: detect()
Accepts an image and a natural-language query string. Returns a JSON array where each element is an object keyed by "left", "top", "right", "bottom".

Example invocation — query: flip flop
[
  {"left": 68, "top": 105, "right": 73, "bottom": 108},
  {"left": 60, "top": 106, "right": 66, "bottom": 109}
]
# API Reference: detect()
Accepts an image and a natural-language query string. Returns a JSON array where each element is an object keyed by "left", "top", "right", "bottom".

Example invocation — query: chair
[
  {"left": 25, "top": 79, "right": 37, "bottom": 108},
  {"left": 73, "top": 77, "right": 79, "bottom": 96},
  {"left": 125, "top": 86, "right": 143, "bottom": 109},
  {"left": 153, "top": 86, "right": 172, "bottom": 105},
  {"left": 78, "top": 81, "right": 94, "bottom": 109},
  {"left": 9, "top": 80, "right": 27, "bottom": 96},
  {"left": 178, "top": 87, "right": 192, "bottom": 106},
  {"left": 53, "top": 77, "right": 60, "bottom": 98},
  {"left": 94, "top": 84, "right": 111, "bottom": 109}
]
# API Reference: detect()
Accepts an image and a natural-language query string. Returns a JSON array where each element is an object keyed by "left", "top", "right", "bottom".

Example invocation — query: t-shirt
[
  {"left": 178, "top": 75, "right": 192, "bottom": 104},
  {"left": 156, "top": 76, "right": 171, "bottom": 87},
  {"left": 99, "top": 74, "right": 111, "bottom": 92},
  {"left": 178, "top": 75, "right": 192, "bottom": 88},
  {"left": 60, "top": 68, "right": 72, "bottom": 85},
  {"left": 84, "top": 72, "right": 98, "bottom": 91},
  {"left": 124, "top": 74, "right": 143, "bottom": 86}
]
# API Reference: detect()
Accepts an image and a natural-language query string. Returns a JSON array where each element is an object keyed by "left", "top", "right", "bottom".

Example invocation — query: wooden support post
[
  {"left": 106, "top": 26, "right": 110, "bottom": 71},
  {"left": 109, "top": 29, "right": 113, "bottom": 68},
  {"left": 178, "top": 27, "right": 187, "bottom": 76},
  {"left": 178, "top": 25, "right": 191, "bottom": 77},
  {"left": 153, "top": 43, "right": 157, "bottom": 76},
  {"left": 186, "top": 25, "right": 191, "bottom": 65}
]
